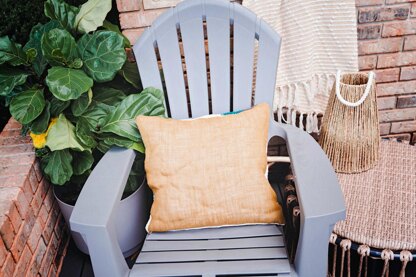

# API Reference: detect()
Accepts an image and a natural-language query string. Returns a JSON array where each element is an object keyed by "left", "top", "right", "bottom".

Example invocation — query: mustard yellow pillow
[{"left": 136, "top": 103, "right": 284, "bottom": 232}]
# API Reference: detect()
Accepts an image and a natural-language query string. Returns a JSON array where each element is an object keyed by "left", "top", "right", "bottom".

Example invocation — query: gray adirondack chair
[{"left": 70, "top": 0, "right": 346, "bottom": 276}]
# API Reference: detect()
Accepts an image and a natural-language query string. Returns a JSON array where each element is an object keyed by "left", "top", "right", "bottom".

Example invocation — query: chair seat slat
[
  {"left": 136, "top": 247, "right": 287, "bottom": 263},
  {"left": 147, "top": 224, "right": 282, "bottom": 240},
  {"left": 142, "top": 235, "right": 285, "bottom": 252},
  {"left": 131, "top": 259, "right": 291, "bottom": 276}
]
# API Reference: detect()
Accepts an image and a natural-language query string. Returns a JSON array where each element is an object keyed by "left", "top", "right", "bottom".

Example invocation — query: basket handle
[{"left": 335, "top": 70, "right": 375, "bottom": 107}]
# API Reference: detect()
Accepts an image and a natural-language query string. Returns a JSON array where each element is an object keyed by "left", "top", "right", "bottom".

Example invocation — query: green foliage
[
  {"left": 75, "top": 0, "right": 112, "bottom": 34},
  {"left": 0, "top": 0, "right": 165, "bottom": 201}
]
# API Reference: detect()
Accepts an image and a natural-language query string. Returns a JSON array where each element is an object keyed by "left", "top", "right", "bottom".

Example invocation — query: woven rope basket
[{"left": 319, "top": 71, "right": 380, "bottom": 173}]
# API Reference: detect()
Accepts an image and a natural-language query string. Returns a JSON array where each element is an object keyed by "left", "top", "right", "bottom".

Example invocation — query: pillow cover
[{"left": 136, "top": 103, "right": 284, "bottom": 232}]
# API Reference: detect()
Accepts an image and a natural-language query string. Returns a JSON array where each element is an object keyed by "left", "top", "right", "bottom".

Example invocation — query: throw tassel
[
  {"left": 330, "top": 234, "right": 338, "bottom": 277},
  {"left": 399, "top": 250, "right": 413, "bottom": 277},
  {"left": 381, "top": 249, "right": 394, "bottom": 277},
  {"left": 357, "top": 245, "right": 370, "bottom": 277},
  {"left": 339, "top": 239, "right": 352, "bottom": 277}
]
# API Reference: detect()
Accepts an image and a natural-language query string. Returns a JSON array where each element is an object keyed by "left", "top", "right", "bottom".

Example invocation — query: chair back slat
[
  {"left": 232, "top": 4, "right": 257, "bottom": 111},
  {"left": 254, "top": 19, "right": 281, "bottom": 109},
  {"left": 206, "top": 1, "right": 231, "bottom": 114},
  {"left": 133, "top": 0, "right": 281, "bottom": 119},
  {"left": 153, "top": 9, "right": 189, "bottom": 119},
  {"left": 133, "top": 31, "right": 164, "bottom": 94},
  {"left": 177, "top": 1, "right": 209, "bottom": 117}
]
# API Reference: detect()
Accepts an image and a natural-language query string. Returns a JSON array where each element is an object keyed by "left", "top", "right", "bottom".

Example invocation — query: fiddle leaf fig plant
[{"left": 0, "top": 0, "right": 165, "bottom": 203}]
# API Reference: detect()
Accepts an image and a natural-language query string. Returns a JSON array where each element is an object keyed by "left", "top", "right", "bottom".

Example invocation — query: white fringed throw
[{"left": 243, "top": 0, "right": 359, "bottom": 132}]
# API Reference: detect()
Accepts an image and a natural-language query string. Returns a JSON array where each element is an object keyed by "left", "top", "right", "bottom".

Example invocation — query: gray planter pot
[{"left": 55, "top": 179, "right": 151, "bottom": 257}]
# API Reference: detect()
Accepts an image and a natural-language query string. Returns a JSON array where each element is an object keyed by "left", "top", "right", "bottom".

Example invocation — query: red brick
[
  {"left": 357, "top": 24, "right": 381, "bottom": 39},
  {"left": 0, "top": 144, "right": 34, "bottom": 157},
  {"left": 356, "top": 0, "right": 383, "bottom": 6},
  {"left": 119, "top": 9, "right": 164, "bottom": 29},
  {"left": 38, "top": 204, "right": 49, "bottom": 230},
  {"left": 0, "top": 164, "right": 33, "bottom": 180},
  {"left": 28, "top": 237, "right": 47, "bottom": 276},
  {"left": 43, "top": 186, "right": 55, "bottom": 213},
  {"left": 116, "top": 0, "right": 142, "bottom": 12},
  {"left": 30, "top": 185, "right": 44, "bottom": 217},
  {"left": 6, "top": 203, "right": 21, "bottom": 234},
  {"left": 0, "top": 215, "right": 15, "bottom": 249},
  {"left": 0, "top": 237, "right": 6, "bottom": 267},
  {"left": 358, "top": 6, "right": 409, "bottom": 23},
  {"left": 377, "top": 51, "right": 416, "bottom": 68},
  {"left": 358, "top": 37, "right": 403, "bottom": 55},
  {"left": 39, "top": 243, "right": 56, "bottom": 277},
  {"left": 359, "top": 55, "right": 378, "bottom": 70},
  {"left": 382, "top": 19, "right": 416, "bottom": 37},
  {"left": 397, "top": 95, "right": 416, "bottom": 107},
  {"left": 386, "top": 0, "right": 416, "bottom": 4},
  {"left": 143, "top": 0, "right": 180, "bottom": 9},
  {"left": 412, "top": 3, "right": 416, "bottom": 17},
  {"left": 1, "top": 254, "right": 15, "bottom": 277},
  {"left": 382, "top": 133, "right": 412, "bottom": 141},
  {"left": 14, "top": 189, "right": 29, "bottom": 220},
  {"left": 33, "top": 161, "right": 43, "bottom": 182},
  {"left": 391, "top": 120, "right": 416, "bottom": 133},
  {"left": 0, "top": 136, "right": 31, "bottom": 146},
  {"left": 10, "top": 209, "right": 35, "bottom": 262},
  {"left": 377, "top": 80, "right": 416, "bottom": 96},
  {"left": 379, "top": 107, "right": 416, "bottom": 122},
  {"left": 13, "top": 245, "right": 31, "bottom": 276},
  {"left": 374, "top": 68, "right": 400, "bottom": 83},
  {"left": 48, "top": 265, "right": 57, "bottom": 277},
  {"left": 2, "top": 119, "right": 20, "bottom": 130},
  {"left": 0, "top": 129, "right": 22, "bottom": 138},
  {"left": 404, "top": 35, "right": 416, "bottom": 50},
  {"left": 377, "top": 96, "right": 397, "bottom": 109},
  {"left": 28, "top": 167, "right": 39, "bottom": 194},
  {"left": 379, "top": 122, "right": 391, "bottom": 135},
  {"left": 27, "top": 218, "right": 42, "bottom": 253},
  {"left": 123, "top": 28, "right": 145, "bottom": 44},
  {"left": 400, "top": 66, "right": 416, "bottom": 80}
]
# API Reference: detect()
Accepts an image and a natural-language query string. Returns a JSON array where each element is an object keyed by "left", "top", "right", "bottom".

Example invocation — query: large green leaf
[
  {"left": 46, "top": 66, "right": 93, "bottom": 101},
  {"left": 71, "top": 88, "right": 92, "bottom": 116},
  {"left": 31, "top": 102, "right": 51, "bottom": 134},
  {"left": 77, "top": 31, "right": 126, "bottom": 82},
  {"left": 75, "top": 117, "right": 97, "bottom": 148},
  {"left": 46, "top": 114, "right": 86, "bottom": 151},
  {"left": 24, "top": 21, "right": 61, "bottom": 76},
  {"left": 118, "top": 61, "right": 141, "bottom": 89},
  {"left": 75, "top": 0, "right": 112, "bottom": 34},
  {"left": 71, "top": 150, "right": 94, "bottom": 175},
  {"left": 0, "top": 36, "right": 28, "bottom": 66},
  {"left": 92, "top": 86, "right": 125, "bottom": 105},
  {"left": 79, "top": 102, "right": 114, "bottom": 131},
  {"left": 98, "top": 133, "right": 145, "bottom": 152},
  {"left": 50, "top": 97, "right": 71, "bottom": 116},
  {"left": 102, "top": 20, "right": 130, "bottom": 48},
  {"left": 0, "top": 67, "right": 29, "bottom": 96},
  {"left": 10, "top": 89, "right": 46, "bottom": 124},
  {"left": 41, "top": 28, "right": 77, "bottom": 66},
  {"left": 100, "top": 87, "right": 165, "bottom": 141},
  {"left": 44, "top": 0, "right": 79, "bottom": 32},
  {"left": 43, "top": 149, "right": 73, "bottom": 185}
]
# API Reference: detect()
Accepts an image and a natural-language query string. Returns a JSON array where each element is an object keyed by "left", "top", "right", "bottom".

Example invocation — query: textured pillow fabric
[{"left": 136, "top": 103, "right": 284, "bottom": 232}]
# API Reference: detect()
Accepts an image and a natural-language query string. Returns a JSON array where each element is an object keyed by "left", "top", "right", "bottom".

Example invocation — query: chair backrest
[{"left": 133, "top": 0, "right": 281, "bottom": 119}]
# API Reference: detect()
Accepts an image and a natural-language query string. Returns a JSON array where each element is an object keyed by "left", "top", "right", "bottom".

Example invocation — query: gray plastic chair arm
[
  {"left": 269, "top": 121, "right": 346, "bottom": 277},
  {"left": 70, "top": 147, "right": 136, "bottom": 277}
]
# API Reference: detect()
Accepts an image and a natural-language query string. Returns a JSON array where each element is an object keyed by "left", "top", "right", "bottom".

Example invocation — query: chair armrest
[
  {"left": 269, "top": 121, "right": 346, "bottom": 277},
  {"left": 70, "top": 147, "right": 136, "bottom": 277}
]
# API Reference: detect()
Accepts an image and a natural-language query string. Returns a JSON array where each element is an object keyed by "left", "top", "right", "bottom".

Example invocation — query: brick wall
[
  {"left": 117, "top": 0, "right": 416, "bottom": 144},
  {"left": 357, "top": 0, "right": 416, "bottom": 143},
  {"left": 0, "top": 119, "right": 69, "bottom": 276}
]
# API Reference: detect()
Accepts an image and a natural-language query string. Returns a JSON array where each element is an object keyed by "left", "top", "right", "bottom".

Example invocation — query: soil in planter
[{"left": 0, "top": 101, "right": 10, "bottom": 132}]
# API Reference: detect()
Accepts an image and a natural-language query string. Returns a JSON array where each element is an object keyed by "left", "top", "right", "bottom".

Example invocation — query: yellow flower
[
  {"left": 30, "top": 132, "right": 47, "bottom": 149},
  {"left": 29, "top": 117, "right": 58, "bottom": 149}
]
